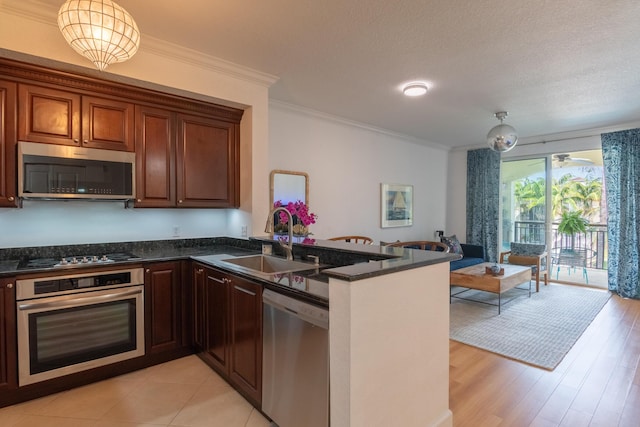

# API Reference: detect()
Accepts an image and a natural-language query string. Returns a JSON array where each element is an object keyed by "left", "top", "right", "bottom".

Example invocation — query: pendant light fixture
[
  {"left": 486, "top": 111, "right": 518, "bottom": 152},
  {"left": 57, "top": 0, "right": 140, "bottom": 71}
]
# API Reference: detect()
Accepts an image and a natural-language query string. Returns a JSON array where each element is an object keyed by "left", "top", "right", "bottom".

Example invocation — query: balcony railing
[{"left": 510, "top": 220, "right": 608, "bottom": 270}]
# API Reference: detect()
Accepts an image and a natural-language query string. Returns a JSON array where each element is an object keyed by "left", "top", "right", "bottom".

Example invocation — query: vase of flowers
[{"left": 273, "top": 200, "right": 317, "bottom": 237}]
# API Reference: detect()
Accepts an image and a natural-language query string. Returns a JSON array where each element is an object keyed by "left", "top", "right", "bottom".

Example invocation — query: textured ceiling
[{"left": 18, "top": 0, "right": 640, "bottom": 149}]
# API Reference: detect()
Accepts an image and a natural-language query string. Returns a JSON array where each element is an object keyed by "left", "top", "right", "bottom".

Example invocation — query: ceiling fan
[{"left": 553, "top": 153, "right": 594, "bottom": 167}]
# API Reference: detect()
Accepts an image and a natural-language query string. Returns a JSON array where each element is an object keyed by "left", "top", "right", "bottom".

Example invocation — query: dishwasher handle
[{"left": 263, "top": 289, "right": 329, "bottom": 329}]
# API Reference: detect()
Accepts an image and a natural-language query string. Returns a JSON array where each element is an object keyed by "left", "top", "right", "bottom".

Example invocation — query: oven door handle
[{"left": 18, "top": 287, "right": 142, "bottom": 311}]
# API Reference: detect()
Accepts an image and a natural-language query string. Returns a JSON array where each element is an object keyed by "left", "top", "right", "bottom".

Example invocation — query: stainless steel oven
[{"left": 16, "top": 268, "right": 144, "bottom": 386}]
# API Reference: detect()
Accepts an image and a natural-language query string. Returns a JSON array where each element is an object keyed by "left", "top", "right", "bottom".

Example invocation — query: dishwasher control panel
[{"left": 263, "top": 289, "right": 329, "bottom": 329}]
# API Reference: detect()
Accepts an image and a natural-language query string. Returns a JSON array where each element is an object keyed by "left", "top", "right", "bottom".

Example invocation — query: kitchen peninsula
[{"left": 0, "top": 237, "right": 456, "bottom": 427}]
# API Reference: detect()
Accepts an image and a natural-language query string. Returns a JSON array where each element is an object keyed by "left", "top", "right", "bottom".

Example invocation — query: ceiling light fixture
[
  {"left": 402, "top": 82, "right": 429, "bottom": 97},
  {"left": 57, "top": 0, "right": 140, "bottom": 71},
  {"left": 486, "top": 111, "right": 518, "bottom": 152}
]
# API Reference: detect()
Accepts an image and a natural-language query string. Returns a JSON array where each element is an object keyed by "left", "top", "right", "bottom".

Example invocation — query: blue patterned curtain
[
  {"left": 601, "top": 129, "right": 640, "bottom": 299},
  {"left": 466, "top": 148, "right": 501, "bottom": 262}
]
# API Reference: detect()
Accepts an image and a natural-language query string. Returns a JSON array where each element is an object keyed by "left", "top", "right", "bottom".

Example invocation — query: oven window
[{"left": 28, "top": 299, "right": 137, "bottom": 375}]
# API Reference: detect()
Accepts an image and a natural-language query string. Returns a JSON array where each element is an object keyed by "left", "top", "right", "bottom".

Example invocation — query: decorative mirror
[{"left": 270, "top": 170, "right": 309, "bottom": 207}]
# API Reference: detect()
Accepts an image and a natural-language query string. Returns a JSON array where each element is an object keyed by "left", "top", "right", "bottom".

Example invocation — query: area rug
[{"left": 449, "top": 284, "right": 611, "bottom": 370}]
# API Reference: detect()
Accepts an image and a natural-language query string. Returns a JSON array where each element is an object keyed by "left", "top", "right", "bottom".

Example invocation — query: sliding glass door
[
  {"left": 501, "top": 158, "right": 548, "bottom": 251},
  {"left": 501, "top": 150, "right": 607, "bottom": 288}
]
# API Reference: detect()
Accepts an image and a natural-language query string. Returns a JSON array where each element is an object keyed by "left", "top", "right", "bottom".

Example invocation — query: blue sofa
[{"left": 449, "top": 243, "right": 486, "bottom": 271}]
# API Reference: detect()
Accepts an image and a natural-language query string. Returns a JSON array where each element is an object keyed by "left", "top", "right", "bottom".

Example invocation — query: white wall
[
  {"left": 269, "top": 102, "right": 449, "bottom": 244},
  {"left": 0, "top": 3, "right": 273, "bottom": 248}
]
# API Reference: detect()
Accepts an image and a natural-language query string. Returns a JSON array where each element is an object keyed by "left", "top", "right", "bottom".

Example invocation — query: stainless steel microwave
[{"left": 18, "top": 141, "right": 135, "bottom": 200}]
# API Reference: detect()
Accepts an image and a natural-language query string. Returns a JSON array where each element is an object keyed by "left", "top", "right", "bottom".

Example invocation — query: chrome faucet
[{"left": 264, "top": 207, "right": 294, "bottom": 260}]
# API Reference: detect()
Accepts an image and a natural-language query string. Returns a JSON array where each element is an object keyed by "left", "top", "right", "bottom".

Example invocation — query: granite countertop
[
  {"left": 0, "top": 236, "right": 459, "bottom": 307},
  {"left": 250, "top": 235, "right": 460, "bottom": 281}
]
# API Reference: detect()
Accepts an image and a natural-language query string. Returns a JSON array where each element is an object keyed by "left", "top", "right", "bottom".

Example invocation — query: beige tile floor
[{"left": 0, "top": 355, "right": 272, "bottom": 427}]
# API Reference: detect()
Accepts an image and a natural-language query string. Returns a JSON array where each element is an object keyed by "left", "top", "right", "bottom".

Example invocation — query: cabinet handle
[
  {"left": 6, "top": 283, "right": 12, "bottom": 289},
  {"left": 137, "top": 199, "right": 141, "bottom": 202},
  {"left": 73, "top": 139, "right": 79, "bottom": 144},
  {"left": 178, "top": 200, "right": 183, "bottom": 204},
  {"left": 210, "top": 276, "right": 226, "bottom": 284},
  {"left": 146, "top": 269, "right": 150, "bottom": 273},
  {"left": 84, "top": 139, "right": 89, "bottom": 144},
  {"left": 234, "top": 285, "right": 255, "bottom": 296},
  {"left": 197, "top": 268, "right": 203, "bottom": 273},
  {"left": 8, "top": 196, "right": 14, "bottom": 201}
]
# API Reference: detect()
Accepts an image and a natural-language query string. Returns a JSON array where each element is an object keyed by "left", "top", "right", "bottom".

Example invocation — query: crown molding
[
  {"left": 270, "top": 100, "right": 450, "bottom": 152},
  {"left": 1, "top": 0, "right": 279, "bottom": 88}
]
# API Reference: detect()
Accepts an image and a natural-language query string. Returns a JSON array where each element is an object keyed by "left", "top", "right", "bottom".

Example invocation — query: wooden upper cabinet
[
  {"left": 18, "top": 84, "right": 134, "bottom": 151},
  {"left": 18, "top": 84, "right": 80, "bottom": 146},
  {"left": 0, "top": 81, "right": 17, "bottom": 208},
  {"left": 82, "top": 96, "right": 134, "bottom": 151},
  {"left": 135, "top": 105, "right": 175, "bottom": 207},
  {"left": 176, "top": 113, "right": 239, "bottom": 208}
]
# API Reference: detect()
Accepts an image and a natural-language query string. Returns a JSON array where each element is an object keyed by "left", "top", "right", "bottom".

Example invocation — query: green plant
[
  {"left": 558, "top": 211, "right": 588, "bottom": 250},
  {"left": 558, "top": 211, "right": 588, "bottom": 235}
]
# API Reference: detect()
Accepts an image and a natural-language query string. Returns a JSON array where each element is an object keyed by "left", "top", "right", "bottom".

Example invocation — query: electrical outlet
[
  {"left": 241, "top": 225, "right": 247, "bottom": 237},
  {"left": 172, "top": 226, "right": 180, "bottom": 237}
]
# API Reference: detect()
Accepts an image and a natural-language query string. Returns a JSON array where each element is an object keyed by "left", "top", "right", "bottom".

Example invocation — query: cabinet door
[
  {"left": 0, "top": 81, "right": 17, "bottom": 208},
  {"left": 0, "top": 278, "right": 16, "bottom": 392},
  {"left": 193, "top": 264, "right": 206, "bottom": 351},
  {"left": 145, "top": 261, "right": 182, "bottom": 355},
  {"left": 135, "top": 105, "right": 175, "bottom": 207},
  {"left": 82, "top": 96, "right": 134, "bottom": 151},
  {"left": 176, "top": 114, "right": 239, "bottom": 208},
  {"left": 229, "top": 276, "right": 262, "bottom": 406},
  {"left": 18, "top": 84, "right": 81, "bottom": 146},
  {"left": 204, "top": 267, "right": 230, "bottom": 373}
]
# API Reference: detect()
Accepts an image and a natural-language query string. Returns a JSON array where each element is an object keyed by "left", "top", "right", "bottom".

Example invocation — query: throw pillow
[{"left": 441, "top": 235, "right": 464, "bottom": 255}]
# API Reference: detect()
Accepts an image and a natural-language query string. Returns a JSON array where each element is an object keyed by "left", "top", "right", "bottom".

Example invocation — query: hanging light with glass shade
[
  {"left": 57, "top": 0, "right": 140, "bottom": 71},
  {"left": 486, "top": 111, "right": 518, "bottom": 152}
]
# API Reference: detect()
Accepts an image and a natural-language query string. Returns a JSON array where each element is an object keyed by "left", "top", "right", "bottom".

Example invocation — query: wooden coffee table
[{"left": 450, "top": 262, "right": 532, "bottom": 314}]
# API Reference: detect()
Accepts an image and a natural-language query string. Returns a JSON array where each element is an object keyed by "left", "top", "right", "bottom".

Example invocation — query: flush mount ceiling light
[
  {"left": 402, "top": 82, "right": 429, "bottom": 97},
  {"left": 486, "top": 111, "right": 518, "bottom": 152},
  {"left": 57, "top": 0, "right": 140, "bottom": 71}
]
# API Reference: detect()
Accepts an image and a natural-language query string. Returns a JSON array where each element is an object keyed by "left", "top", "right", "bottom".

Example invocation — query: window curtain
[
  {"left": 601, "top": 129, "right": 640, "bottom": 299},
  {"left": 466, "top": 148, "right": 501, "bottom": 262}
]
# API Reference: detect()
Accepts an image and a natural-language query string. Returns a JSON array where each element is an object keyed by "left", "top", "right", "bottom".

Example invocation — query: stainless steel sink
[{"left": 218, "top": 255, "right": 319, "bottom": 275}]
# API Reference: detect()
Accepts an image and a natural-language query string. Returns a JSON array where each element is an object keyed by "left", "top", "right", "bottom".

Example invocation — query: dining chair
[{"left": 328, "top": 235, "right": 374, "bottom": 244}]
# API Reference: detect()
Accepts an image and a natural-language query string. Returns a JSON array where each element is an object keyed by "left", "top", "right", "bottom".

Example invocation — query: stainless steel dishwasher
[{"left": 262, "top": 289, "right": 329, "bottom": 427}]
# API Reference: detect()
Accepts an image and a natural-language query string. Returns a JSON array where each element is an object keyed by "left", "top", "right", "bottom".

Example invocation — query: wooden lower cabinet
[
  {"left": 0, "top": 277, "right": 17, "bottom": 392},
  {"left": 145, "top": 261, "right": 191, "bottom": 356},
  {"left": 193, "top": 263, "right": 262, "bottom": 406}
]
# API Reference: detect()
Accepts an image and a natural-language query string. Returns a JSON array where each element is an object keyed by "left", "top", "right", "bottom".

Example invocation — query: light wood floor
[{"left": 450, "top": 290, "right": 640, "bottom": 426}]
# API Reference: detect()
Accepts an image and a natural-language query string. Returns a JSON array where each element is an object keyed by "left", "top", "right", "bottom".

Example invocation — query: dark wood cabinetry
[
  {"left": 0, "top": 80, "right": 17, "bottom": 208},
  {"left": 81, "top": 96, "right": 134, "bottom": 151},
  {"left": 193, "top": 263, "right": 262, "bottom": 406},
  {"left": 145, "top": 261, "right": 188, "bottom": 356},
  {"left": 18, "top": 85, "right": 134, "bottom": 151},
  {"left": 1, "top": 58, "right": 243, "bottom": 206},
  {"left": 176, "top": 114, "right": 240, "bottom": 208},
  {"left": 135, "top": 106, "right": 176, "bottom": 207},
  {"left": 0, "top": 277, "right": 17, "bottom": 393},
  {"left": 135, "top": 110, "right": 239, "bottom": 208}
]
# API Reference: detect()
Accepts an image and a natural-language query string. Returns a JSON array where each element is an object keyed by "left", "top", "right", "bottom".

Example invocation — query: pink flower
[{"left": 273, "top": 200, "right": 317, "bottom": 227}]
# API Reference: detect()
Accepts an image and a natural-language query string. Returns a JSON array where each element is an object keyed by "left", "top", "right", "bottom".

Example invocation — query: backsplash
[{"left": 0, "top": 201, "right": 233, "bottom": 249}]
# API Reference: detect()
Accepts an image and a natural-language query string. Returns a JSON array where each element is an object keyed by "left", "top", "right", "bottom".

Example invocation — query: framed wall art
[{"left": 381, "top": 183, "right": 413, "bottom": 228}]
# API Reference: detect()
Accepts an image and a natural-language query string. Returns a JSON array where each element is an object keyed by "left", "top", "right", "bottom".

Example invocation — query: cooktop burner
[{"left": 19, "top": 252, "right": 141, "bottom": 270}]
